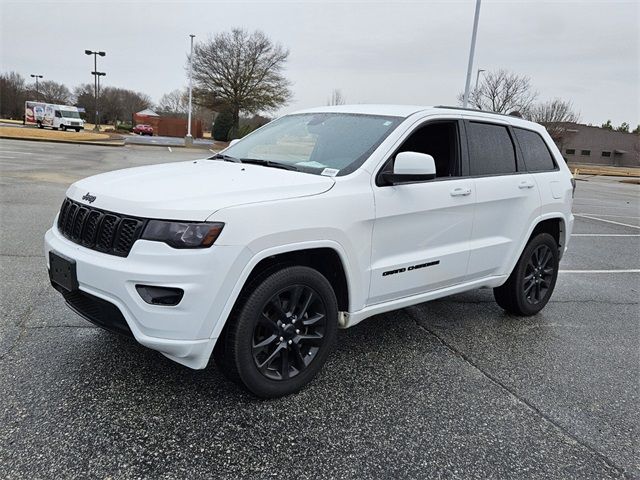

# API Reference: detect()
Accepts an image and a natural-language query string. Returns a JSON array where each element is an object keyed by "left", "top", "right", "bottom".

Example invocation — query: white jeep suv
[{"left": 45, "top": 105, "right": 575, "bottom": 397}]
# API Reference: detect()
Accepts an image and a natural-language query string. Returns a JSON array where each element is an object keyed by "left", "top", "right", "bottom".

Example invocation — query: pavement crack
[{"left": 404, "top": 307, "right": 631, "bottom": 480}]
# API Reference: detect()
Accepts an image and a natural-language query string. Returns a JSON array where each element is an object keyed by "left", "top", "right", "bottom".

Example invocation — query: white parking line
[
  {"left": 559, "top": 269, "right": 640, "bottom": 273},
  {"left": 577, "top": 213, "right": 640, "bottom": 219},
  {"left": 0, "top": 151, "right": 34, "bottom": 155},
  {"left": 571, "top": 234, "right": 640, "bottom": 237},
  {"left": 168, "top": 147, "right": 172, "bottom": 152},
  {"left": 574, "top": 214, "right": 640, "bottom": 230}
]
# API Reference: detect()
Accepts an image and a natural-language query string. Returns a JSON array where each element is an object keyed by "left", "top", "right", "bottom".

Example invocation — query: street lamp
[
  {"left": 185, "top": 34, "right": 195, "bottom": 147},
  {"left": 463, "top": 0, "right": 482, "bottom": 108},
  {"left": 85, "top": 49, "right": 106, "bottom": 131},
  {"left": 92, "top": 71, "right": 106, "bottom": 122},
  {"left": 30, "top": 74, "right": 43, "bottom": 100},
  {"left": 475, "top": 68, "right": 485, "bottom": 92}
]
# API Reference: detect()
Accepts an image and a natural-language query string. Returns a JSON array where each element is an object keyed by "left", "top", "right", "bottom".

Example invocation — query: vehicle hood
[{"left": 67, "top": 159, "right": 335, "bottom": 221}]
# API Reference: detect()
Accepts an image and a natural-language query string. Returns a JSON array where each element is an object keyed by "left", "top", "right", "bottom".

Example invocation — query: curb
[
  {"left": 124, "top": 139, "right": 216, "bottom": 150},
  {"left": 0, "top": 135, "right": 125, "bottom": 147}
]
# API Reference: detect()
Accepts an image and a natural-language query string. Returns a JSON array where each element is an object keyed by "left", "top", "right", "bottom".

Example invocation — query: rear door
[
  {"left": 369, "top": 118, "right": 475, "bottom": 304},
  {"left": 464, "top": 118, "right": 541, "bottom": 280}
]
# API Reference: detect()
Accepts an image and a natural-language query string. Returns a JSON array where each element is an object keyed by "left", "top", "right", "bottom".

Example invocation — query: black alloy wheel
[
  {"left": 522, "top": 244, "right": 554, "bottom": 304},
  {"left": 494, "top": 233, "right": 559, "bottom": 316},
  {"left": 214, "top": 266, "right": 338, "bottom": 398},
  {"left": 252, "top": 284, "right": 327, "bottom": 381}
]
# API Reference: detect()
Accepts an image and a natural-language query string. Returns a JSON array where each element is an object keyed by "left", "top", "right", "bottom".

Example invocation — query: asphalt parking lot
[{"left": 1, "top": 139, "right": 638, "bottom": 479}]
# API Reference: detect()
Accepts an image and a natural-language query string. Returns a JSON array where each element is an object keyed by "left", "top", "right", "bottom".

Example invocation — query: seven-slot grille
[{"left": 57, "top": 198, "right": 146, "bottom": 257}]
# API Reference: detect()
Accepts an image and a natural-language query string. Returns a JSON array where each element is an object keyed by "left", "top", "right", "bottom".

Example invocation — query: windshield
[
  {"left": 219, "top": 113, "right": 403, "bottom": 176},
  {"left": 60, "top": 110, "right": 81, "bottom": 119}
]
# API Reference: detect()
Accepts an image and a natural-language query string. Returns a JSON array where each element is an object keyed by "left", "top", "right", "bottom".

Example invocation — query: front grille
[
  {"left": 57, "top": 198, "right": 146, "bottom": 257},
  {"left": 57, "top": 286, "right": 133, "bottom": 337}
]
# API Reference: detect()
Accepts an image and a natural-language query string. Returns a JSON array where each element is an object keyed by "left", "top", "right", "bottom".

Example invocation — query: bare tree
[
  {"left": 192, "top": 28, "right": 292, "bottom": 136},
  {"left": 158, "top": 88, "right": 188, "bottom": 115},
  {"left": 34, "top": 80, "right": 72, "bottom": 104},
  {"left": 459, "top": 69, "right": 538, "bottom": 115},
  {"left": 527, "top": 98, "right": 580, "bottom": 142},
  {"left": 327, "top": 89, "right": 345, "bottom": 106}
]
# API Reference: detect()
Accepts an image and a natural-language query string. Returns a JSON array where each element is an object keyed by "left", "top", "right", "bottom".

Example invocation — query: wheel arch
[
  {"left": 501, "top": 214, "right": 567, "bottom": 283},
  {"left": 528, "top": 216, "right": 566, "bottom": 259},
  {"left": 209, "top": 241, "right": 353, "bottom": 344}
]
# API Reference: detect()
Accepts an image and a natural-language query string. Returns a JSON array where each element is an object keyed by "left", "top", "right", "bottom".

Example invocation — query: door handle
[
  {"left": 450, "top": 187, "right": 472, "bottom": 197},
  {"left": 518, "top": 181, "right": 535, "bottom": 189}
]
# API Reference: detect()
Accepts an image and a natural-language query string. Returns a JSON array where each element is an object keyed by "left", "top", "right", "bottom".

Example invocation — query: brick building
[{"left": 556, "top": 123, "right": 639, "bottom": 168}]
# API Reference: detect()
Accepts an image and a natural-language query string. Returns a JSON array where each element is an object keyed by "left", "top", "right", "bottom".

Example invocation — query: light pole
[
  {"left": 85, "top": 49, "right": 106, "bottom": 131},
  {"left": 30, "top": 74, "right": 43, "bottom": 100},
  {"left": 475, "top": 68, "right": 485, "bottom": 93},
  {"left": 185, "top": 34, "right": 195, "bottom": 147},
  {"left": 463, "top": 0, "right": 482, "bottom": 108},
  {"left": 92, "top": 71, "right": 106, "bottom": 124}
]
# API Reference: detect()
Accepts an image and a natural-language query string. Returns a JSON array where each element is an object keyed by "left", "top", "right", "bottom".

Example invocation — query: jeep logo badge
[{"left": 82, "top": 192, "right": 97, "bottom": 204}]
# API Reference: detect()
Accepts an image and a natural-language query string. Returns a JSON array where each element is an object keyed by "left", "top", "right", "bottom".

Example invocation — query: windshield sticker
[
  {"left": 321, "top": 168, "right": 340, "bottom": 177},
  {"left": 383, "top": 120, "right": 392, "bottom": 126}
]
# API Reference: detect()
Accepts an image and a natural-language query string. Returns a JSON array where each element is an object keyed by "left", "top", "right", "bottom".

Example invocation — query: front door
[{"left": 368, "top": 120, "right": 475, "bottom": 304}]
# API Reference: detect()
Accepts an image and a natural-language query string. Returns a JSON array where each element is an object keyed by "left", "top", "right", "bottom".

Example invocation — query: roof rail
[{"left": 434, "top": 105, "right": 526, "bottom": 119}]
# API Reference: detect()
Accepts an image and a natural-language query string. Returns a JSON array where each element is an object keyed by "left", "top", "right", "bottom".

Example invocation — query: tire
[
  {"left": 493, "top": 233, "right": 559, "bottom": 316},
  {"left": 37, "top": 121, "right": 43, "bottom": 129},
  {"left": 215, "top": 266, "right": 338, "bottom": 398},
  {"left": 75, "top": 128, "right": 80, "bottom": 132},
  {"left": 60, "top": 125, "right": 66, "bottom": 131}
]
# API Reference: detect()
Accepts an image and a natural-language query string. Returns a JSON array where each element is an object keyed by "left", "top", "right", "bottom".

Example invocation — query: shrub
[{"left": 213, "top": 110, "right": 234, "bottom": 141}]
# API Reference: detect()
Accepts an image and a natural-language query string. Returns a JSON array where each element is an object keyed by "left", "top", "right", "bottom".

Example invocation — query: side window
[
  {"left": 467, "top": 122, "right": 516, "bottom": 176},
  {"left": 514, "top": 128, "right": 557, "bottom": 172},
  {"left": 385, "top": 121, "right": 461, "bottom": 179},
  {"left": 55, "top": 111, "right": 61, "bottom": 118}
]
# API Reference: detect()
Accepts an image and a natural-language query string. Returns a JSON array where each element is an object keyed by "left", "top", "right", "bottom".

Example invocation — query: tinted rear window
[
  {"left": 514, "top": 128, "right": 556, "bottom": 172},
  {"left": 467, "top": 122, "right": 516, "bottom": 176}
]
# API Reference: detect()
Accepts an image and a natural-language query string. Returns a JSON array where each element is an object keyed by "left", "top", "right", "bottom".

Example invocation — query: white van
[{"left": 25, "top": 101, "right": 84, "bottom": 132}]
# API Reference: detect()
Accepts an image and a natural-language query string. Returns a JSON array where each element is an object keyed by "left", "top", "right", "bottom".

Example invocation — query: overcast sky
[{"left": 1, "top": 0, "right": 638, "bottom": 125}]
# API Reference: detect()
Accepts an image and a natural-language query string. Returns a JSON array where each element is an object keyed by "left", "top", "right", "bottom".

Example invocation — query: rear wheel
[
  {"left": 494, "top": 233, "right": 559, "bottom": 316},
  {"left": 215, "top": 266, "right": 338, "bottom": 398}
]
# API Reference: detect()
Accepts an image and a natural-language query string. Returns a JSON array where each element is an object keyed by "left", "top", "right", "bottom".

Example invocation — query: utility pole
[
  {"left": 85, "top": 49, "right": 106, "bottom": 131},
  {"left": 463, "top": 0, "right": 482, "bottom": 108},
  {"left": 30, "top": 74, "right": 43, "bottom": 100},
  {"left": 185, "top": 34, "right": 195, "bottom": 147}
]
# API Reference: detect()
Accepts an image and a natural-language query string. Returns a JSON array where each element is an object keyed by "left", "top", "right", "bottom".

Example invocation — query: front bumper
[{"left": 45, "top": 225, "right": 249, "bottom": 369}]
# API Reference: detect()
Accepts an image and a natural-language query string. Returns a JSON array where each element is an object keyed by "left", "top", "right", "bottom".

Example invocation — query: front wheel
[
  {"left": 215, "top": 266, "right": 338, "bottom": 398},
  {"left": 494, "top": 233, "right": 559, "bottom": 316},
  {"left": 60, "top": 125, "right": 66, "bottom": 131}
]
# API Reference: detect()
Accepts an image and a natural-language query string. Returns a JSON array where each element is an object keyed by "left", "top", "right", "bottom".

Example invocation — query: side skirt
[{"left": 339, "top": 275, "right": 507, "bottom": 328}]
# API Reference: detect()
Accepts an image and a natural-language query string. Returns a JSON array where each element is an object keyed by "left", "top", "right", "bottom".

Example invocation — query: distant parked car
[{"left": 133, "top": 124, "right": 153, "bottom": 136}]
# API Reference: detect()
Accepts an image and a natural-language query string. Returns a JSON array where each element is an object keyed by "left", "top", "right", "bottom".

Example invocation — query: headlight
[{"left": 141, "top": 221, "right": 224, "bottom": 249}]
